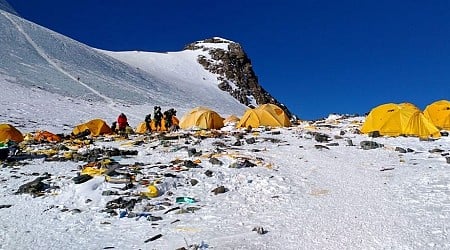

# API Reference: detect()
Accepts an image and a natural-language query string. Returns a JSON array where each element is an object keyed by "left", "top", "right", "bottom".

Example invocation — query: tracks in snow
[{"left": 1, "top": 11, "right": 140, "bottom": 120}]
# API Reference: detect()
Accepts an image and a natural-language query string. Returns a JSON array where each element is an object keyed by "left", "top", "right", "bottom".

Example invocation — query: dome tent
[
  {"left": 135, "top": 116, "right": 179, "bottom": 134},
  {"left": 0, "top": 123, "right": 24, "bottom": 143},
  {"left": 424, "top": 100, "right": 450, "bottom": 130},
  {"left": 179, "top": 107, "right": 224, "bottom": 130},
  {"left": 72, "top": 119, "right": 112, "bottom": 137},
  {"left": 237, "top": 104, "right": 291, "bottom": 128},
  {"left": 360, "top": 103, "right": 440, "bottom": 138},
  {"left": 223, "top": 115, "right": 240, "bottom": 125}
]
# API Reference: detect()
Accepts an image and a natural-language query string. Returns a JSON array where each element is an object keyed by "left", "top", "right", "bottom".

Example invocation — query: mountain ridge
[{"left": 0, "top": 2, "right": 294, "bottom": 133}]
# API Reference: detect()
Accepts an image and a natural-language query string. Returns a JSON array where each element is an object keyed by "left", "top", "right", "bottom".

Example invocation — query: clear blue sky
[{"left": 8, "top": 0, "right": 450, "bottom": 120}]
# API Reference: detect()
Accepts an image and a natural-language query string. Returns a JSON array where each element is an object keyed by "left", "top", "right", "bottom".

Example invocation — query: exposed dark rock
[
  {"left": 245, "top": 137, "right": 256, "bottom": 144},
  {"left": 72, "top": 174, "right": 93, "bottom": 184},
  {"left": 314, "top": 133, "right": 331, "bottom": 143},
  {"left": 212, "top": 141, "right": 227, "bottom": 148},
  {"left": 16, "top": 174, "right": 51, "bottom": 196},
  {"left": 429, "top": 148, "right": 444, "bottom": 153},
  {"left": 263, "top": 137, "right": 283, "bottom": 143},
  {"left": 231, "top": 159, "right": 257, "bottom": 168},
  {"left": 184, "top": 160, "right": 200, "bottom": 168},
  {"left": 211, "top": 185, "right": 227, "bottom": 195},
  {"left": 209, "top": 157, "right": 223, "bottom": 166},
  {"left": 368, "top": 131, "right": 381, "bottom": 138},
  {"left": 360, "top": 141, "right": 383, "bottom": 150},
  {"left": 204, "top": 170, "right": 213, "bottom": 177},
  {"left": 395, "top": 147, "right": 407, "bottom": 153},
  {"left": 184, "top": 38, "right": 293, "bottom": 118},
  {"left": 314, "top": 145, "right": 330, "bottom": 150},
  {"left": 187, "top": 148, "right": 201, "bottom": 157},
  {"left": 190, "top": 179, "right": 199, "bottom": 186}
]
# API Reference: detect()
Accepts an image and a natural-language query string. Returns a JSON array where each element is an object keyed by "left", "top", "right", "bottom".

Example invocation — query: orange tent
[
  {"left": 34, "top": 130, "right": 61, "bottom": 142},
  {"left": 0, "top": 124, "right": 24, "bottom": 143}
]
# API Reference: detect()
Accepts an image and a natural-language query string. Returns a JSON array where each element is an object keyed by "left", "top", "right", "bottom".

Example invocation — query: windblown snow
[{"left": 0, "top": 4, "right": 449, "bottom": 250}]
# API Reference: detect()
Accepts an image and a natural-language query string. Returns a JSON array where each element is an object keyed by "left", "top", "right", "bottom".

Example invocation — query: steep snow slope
[
  {"left": 0, "top": 0, "right": 17, "bottom": 15},
  {"left": 98, "top": 43, "right": 247, "bottom": 113},
  {"left": 0, "top": 9, "right": 246, "bottom": 131}
]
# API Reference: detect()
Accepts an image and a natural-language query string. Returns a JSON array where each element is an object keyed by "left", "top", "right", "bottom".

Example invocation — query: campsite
[
  {"left": 1, "top": 102, "right": 450, "bottom": 249},
  {"left": 1, "top": 1, "right": 450, "bottom": 248}
]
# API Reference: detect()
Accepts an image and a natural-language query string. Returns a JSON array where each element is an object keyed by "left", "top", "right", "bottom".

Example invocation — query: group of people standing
[{"left": 112, "top": 106, "right": 179, "bottom": 135}]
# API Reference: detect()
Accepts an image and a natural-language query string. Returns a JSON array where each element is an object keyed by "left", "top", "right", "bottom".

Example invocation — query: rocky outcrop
[{"left": 184, "top": 37, "right": 293, "bottom": 119}]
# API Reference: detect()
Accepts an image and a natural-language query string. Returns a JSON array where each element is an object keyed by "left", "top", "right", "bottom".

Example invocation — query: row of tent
[
  {"left": 1, "top": 101, "right": 449, "bottom": 144},
  {"left": 63, "top": 103, "right": 291, "bottom": 137},
  {"left": 0, "top": 104, "right": 291, "bottom": 143},
  {"left": 360, "top": 100, "right": 450, "bottom": 138}
]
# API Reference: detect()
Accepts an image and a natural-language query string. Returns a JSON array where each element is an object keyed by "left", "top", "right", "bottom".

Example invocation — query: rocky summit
[{"left": 184, "top": 37, "right": 293, "bottom": 118}]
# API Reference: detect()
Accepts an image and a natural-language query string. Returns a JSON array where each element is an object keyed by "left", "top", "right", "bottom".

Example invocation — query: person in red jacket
[{"left": 117, "top": 113, "right": 128, "bottom": 132}]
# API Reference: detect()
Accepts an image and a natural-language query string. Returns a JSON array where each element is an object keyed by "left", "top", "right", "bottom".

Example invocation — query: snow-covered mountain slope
[
  {"left": 0, "top": 8, "right": 246, "bottom": 133},
  {"left": 0, "top": 0, "right": 17, "bottom": 15}
]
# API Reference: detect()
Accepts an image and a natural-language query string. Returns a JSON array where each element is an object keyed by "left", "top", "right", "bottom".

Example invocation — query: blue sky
[{"left": 9, "top": 0, "right": 450, "bottom": 119}]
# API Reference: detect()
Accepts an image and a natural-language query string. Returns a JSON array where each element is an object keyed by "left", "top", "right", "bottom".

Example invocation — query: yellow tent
[
  {"left": 0, "top": 124, "right": 24, "bottom": 143},
  {"left": 72, "top": 119, "right": 112, "bottom": 136},
  {"left": 360, "top": 103, "right": 440, "bottom": 138},
  {"left": 223, "top": 115, "right": 240, "bottom": 125},
  {"left": 135, "top": 116, "right": 180, "bottom": 134},
  {"left": 424, "top": 100, "right": 450, "bottom": 130},
  {"left": 135, "top": 121, "right": 148, "bottom": 134},
  {"left": 237, "top": 104, "right": 291, "bottom": 128},
  {"left": 179, "top": 107, "right": 224, "bottom": 130}
]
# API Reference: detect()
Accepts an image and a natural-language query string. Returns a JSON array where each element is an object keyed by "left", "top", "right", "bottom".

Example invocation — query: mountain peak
[
  {"left": 183, "top": 37, "right": 235, "bottom": 51},
  {"left": 0, "top": 0, "right": 19, "bottom": 16},
  {"left": 184, "top": 37, "right": 294, "bottom": 118}
]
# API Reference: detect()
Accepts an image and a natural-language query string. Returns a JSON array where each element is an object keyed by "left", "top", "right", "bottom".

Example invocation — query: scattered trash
[
  {"left": 144, "top": 233, "right": 163, "bottom": 243},
  {"left": 360, "top": 141, "right": 383, "bottom": 150},
  {"left": 252, "top": 226, "right": 268, "bottom": 234},
  {"left": 176, "top": 197, "right": 196, "bottom": 204},
  {"left": 72, "top": 174, "right": 93, "bottom": 184}
]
